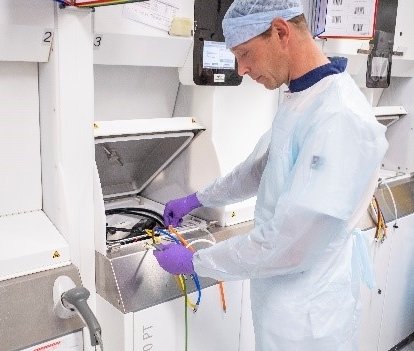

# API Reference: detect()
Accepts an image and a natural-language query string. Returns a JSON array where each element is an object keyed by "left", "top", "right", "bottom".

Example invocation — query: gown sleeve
[
  {"left": 196, "top": 130, "right": 271, "bottom": 207},
  {"left": 193, "top": 112, "right": 388, "bottom": 281}
]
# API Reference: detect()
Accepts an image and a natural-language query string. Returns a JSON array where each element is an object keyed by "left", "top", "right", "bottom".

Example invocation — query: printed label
[{"left": 214, "top": 74, "right": 225, "bottom": 83}]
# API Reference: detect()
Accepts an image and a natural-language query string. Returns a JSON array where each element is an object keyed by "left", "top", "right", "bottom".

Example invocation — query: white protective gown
[{"left": 193, "top": 70, "right": 388, "bottom": 350}]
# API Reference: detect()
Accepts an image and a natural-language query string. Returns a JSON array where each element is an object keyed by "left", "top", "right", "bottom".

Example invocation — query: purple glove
[
  {"left": 153, "top": 243, "right": 194, "bottom": 275},
  {"left": 163, "top": 193, "right": 202, "bottom": 227}
]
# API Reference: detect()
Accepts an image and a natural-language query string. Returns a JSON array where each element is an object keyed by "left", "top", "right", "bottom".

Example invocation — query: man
[{"left": 154, "top": 0, "right": 388, "bottom": 349}]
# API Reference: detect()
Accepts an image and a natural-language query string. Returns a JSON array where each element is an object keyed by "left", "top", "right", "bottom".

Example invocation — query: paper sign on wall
[
  {"left": 123, "top": 0, "right": 180, "bottom": 32},
  {"left": 319, "top": 0, "right": 378, "bottom": 38}
]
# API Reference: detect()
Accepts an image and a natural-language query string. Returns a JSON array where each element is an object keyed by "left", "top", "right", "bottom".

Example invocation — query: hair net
[{"left": 222, "top": 0, "right": 304, "bottom": 49}]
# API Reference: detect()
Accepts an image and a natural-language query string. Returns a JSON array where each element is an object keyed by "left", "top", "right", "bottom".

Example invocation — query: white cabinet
[
  {"left": 359, "top": 213, "right": 414, "bottom": 350},
  {"left": 0, "top": 0, "right": 54, "bottom": 62},
  {"left": 239, "top": 280, "right": 256, "bottom": 351},
  {"left": 93, "top": 3, "right": 193, "bottom": 67},
  {"left": 133, "top": 282, "right": 243, "bottom": 351},
  {"left": 0, "top": 62, "right": 42, "bottom": 216},
  {"left": 22, "top": 332, "right": 83, "bottom": 351},
  {"left": 377, "top": 214, "right": 414, "bottom": 350},
  {"left": 359, "top": 228, "right": 392, "bottom": 351},
  {"left": 97, "top": 281, "right": 243, "bottom": 351}
]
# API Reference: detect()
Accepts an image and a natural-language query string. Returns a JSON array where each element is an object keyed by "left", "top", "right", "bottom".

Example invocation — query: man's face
[{"left": 231, "top": 28, "right": 289, "bottom": 90}]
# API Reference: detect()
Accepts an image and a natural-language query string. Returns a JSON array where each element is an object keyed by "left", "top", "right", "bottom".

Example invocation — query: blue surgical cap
[{"left": 223, "top": 0, "right": 304, "bottom": 49}]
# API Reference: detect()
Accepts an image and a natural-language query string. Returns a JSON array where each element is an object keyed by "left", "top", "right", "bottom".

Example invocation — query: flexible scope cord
[
  {"left": 154, "top": 226, "right": 227, "bottom": 349},
  {"left": 382, "top": 181, "right": 399, "bottom": 228},
  {"left": 176, "top": 275, "right": 197, "bottom": 311},
  {"left": 371, "top": 196, "right": 387, "bottom": 242},
  {"left": 156, "top": 228, "right": 180, "bottom": 244},
  {"left": 168, "top": 227, "right": 203, "bottom": 308},
  {"left": 155, "top": 228, "right": 200, "bottom": 310},
  {"left": 186, "top": 238, "right": 227, "bottom": 313},
  {"left": 183, "top": 276, "right": 188, "bottom": 351}
]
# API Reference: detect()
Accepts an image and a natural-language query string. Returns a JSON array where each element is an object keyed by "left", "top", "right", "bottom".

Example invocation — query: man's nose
[{"left": 237, "top": 61, "right": 249, "bottom": 76}]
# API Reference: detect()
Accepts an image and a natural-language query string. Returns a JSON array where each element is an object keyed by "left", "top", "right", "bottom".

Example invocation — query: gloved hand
[
  {"left": 153, "top": 243, "right": 194, "bottom": 275},
  {"left": 163, "top": 193, "right": 202, "bottom": 227}
]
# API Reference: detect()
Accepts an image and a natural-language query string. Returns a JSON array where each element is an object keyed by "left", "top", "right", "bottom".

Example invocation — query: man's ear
[{"left": 271, "top": 18, "right": 290, "bottom": 44}]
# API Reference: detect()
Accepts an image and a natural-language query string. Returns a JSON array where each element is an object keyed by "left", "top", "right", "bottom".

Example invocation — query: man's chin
[
  {"left": 255, "top": 77, "right": 278, "bottom": 90},
  {"left": 263, "top": 81, "right": 278, "bottom": 90}
]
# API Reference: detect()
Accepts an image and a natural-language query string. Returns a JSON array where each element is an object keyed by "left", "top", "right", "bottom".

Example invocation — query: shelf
[
  {"left": 0, "top": 211, "right": 70, "bottom": 281},
  {"left": 93, "top": 3, "right": 193, "bottom": 67},
  {"left": 373, "top": 105, "right": 407, "bottom": 128},
  {"left": 93, "top": 32, "right": 192, "bottom": 67},
  {"left": 0, "top": 1, "right": 54, "bottom": 62}
]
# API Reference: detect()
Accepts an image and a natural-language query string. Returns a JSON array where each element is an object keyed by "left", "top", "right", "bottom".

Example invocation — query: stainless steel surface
[
  {"left": 95, "top": 130, "right": 203, "bottom": 198},
  {"left": 96, "top": 246, "right": 217, "bottom": 314},
  {"left": 96, "top": 177, "right": 414, "bottom": 315},
  {"left": 356, "top": 48, "right": 404, "bottom": 56},
  {"left": 359, "top": 176, "right": 414, "bottom": 230},
  {"left": 0, "top": 265, "right": 84, "bottom": 351},
  {"left": 95, "top": 222, "right": 253, "bottom": 314}
]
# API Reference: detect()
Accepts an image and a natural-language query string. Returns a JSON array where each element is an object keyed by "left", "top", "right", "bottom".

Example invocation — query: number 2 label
[{"left": 43, "top": 30, "right": 53, "bottom": 45}]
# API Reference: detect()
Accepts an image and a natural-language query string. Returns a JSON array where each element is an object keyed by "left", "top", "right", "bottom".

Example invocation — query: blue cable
[
  {"left": 155, "top": 228, "right": 180, "bottom": 244},
  {"left": 155, "top": 229, "right": 202, "bottom": 306},
  {"left": 191, "top": 273, "right": 202, "bottom": 306}
]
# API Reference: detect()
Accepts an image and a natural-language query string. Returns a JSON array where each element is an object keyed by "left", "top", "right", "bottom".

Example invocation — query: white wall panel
[
  {"left": 394, "top": 0, "right": 414, "bottom": 61},
  {"left": 379, "top": 77, "right": 414, "bottom": 173},
  {"left": 0, "top": 0, "right": 54, "bottom": 62},
  {"left": 94, "top": 65, "right": 179, "bottom": 120},
  {"left": 0, "top": 62, "right": 42, "bottom": 216},
  {"left": 378, "top": 214, "right": 414, "bottom": 350}
]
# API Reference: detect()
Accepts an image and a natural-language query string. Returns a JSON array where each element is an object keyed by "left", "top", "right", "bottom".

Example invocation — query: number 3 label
[{"left": 94, "top": 34, "right": 103, "bottom": 49}]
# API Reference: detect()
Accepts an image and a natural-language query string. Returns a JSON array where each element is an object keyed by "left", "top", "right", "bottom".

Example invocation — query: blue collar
[{"left": 288, "top": 57, "right": 348, "bottom": 93}]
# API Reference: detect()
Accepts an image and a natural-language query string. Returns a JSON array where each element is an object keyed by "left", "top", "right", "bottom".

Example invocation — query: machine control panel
[{"left": 193, "top": 0, "right": 243, "bottom": 86}]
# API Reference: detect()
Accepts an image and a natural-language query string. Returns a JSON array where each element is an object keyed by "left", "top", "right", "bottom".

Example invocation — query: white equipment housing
[
  {"left": 0, "top": 59, "right": 71, "bottom": 282},
  {"left": 92, "top": 118, "right": 248, "bottom": 351},
  {"left": 0, "top": 2, "right": 95, "bottom": 350},
  {"left": 91, "top": 2, "right": 277, "bottom": 350}
]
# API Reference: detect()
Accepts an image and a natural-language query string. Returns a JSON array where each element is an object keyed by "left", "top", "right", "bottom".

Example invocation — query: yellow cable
[
  {"left": 169, "top": 226, "right": 227, "bottom": 313},
  {"left": 145, "top": 229, "right": 159, "bottom": 244},
  {"left": 183, "top": 276, "right": 188, "bottom": 351},
  {"left": 175, "top": 275, "right": 197, "bottom": 311}
]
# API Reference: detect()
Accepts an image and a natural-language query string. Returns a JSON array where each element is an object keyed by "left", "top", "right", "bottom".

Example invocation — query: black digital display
[
  {"left": 193, "top": 0, "right": 243, "bottom": 86},
  {"left": 203, "top": 41, "right": 236, "bottom": 70}
]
